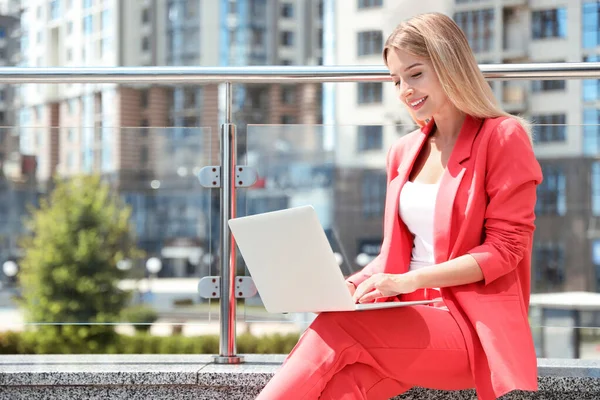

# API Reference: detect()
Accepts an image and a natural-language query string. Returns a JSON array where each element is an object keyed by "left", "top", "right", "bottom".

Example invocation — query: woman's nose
[
  {"left": 402, "top": 85, "right": 415, "bottom": 100},
  {"left": 400, "top": 82, "right": 414, "bottom": 99}
]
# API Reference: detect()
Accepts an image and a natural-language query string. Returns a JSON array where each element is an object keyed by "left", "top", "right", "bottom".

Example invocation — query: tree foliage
[{"left": 17, "top": 175, "right": 143, "bottom": 353}]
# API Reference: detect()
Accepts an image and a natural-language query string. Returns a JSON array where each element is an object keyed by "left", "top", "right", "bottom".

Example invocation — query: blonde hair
[{"left": 383, "top": 12, "right": 531, "bottom": 137}]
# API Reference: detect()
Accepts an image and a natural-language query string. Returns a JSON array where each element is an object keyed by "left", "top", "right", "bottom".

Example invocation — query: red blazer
[{"left": 348, "top": 115, "right": 543, "bottom": 399}]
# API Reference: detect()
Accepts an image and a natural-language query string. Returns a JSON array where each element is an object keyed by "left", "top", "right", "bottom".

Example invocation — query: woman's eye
[
  {"left": 411, "top": 72, "right": 422, "bottom": 78},
  {"left": 394, "top": 81, "right": 400, "bottom": 86}
]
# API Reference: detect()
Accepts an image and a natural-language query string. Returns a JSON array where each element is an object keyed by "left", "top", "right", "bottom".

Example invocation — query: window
[
  {"left": 67, "top": 21, "right": 73, "bottom": 35},
  {"left": 228, "top": 0, "right": 237, "bottom": 14},
  {"left": 281, "top": 86, "right": 295, "bottom": 104},
  {"left": 68, "top": 128, "right": 76, "bottom": 142},
  {"left": 584, "top": 55, "right": 600, "bottom": 102},
  {"left": 583, "top": 1, "right": 600, "bottom": 48},
  {"left": 534, "top": 243, "right": 565, "bottom": 287},
  {"left": 140, "top": 90, "right": 149, "bottom": 108},
  {"left": 584, "top": 109, "right": 600, "bottom": 155},
  {"left": 183, "top": 88, "right": 196, "bottom": 108},
  {"left": 142, "top": 8, "right": 150, "bottom": 24},
  {"left": 280, "top": 31, "right": 294, "bottom": 46},
  {"left": 83, "top": 0, "right": 92, "bottom": 8},
  {"left": 536, "top": 165, "right": 566, "bottom": 215},
  {"left": 358, "top": 0, "right": 382, "bottom": 8},
  {"left": 251, "top": 28, "right": 265, "bottom": 47},
  {"left": 141, "top": 146, "right": 148, "bottom": 164},
  {"left": 280, "top": 115, "right": 297, "bottom": 124},
  {"left": 0, "top": 28, "right": 5, "bottom": 39},
  {"left": 83, "top": 15, "right": 93, "bottom": 35},
  {"left": 357, "top": 30, "right": 382, "bottom": 56},
  {"left": 592, "top": 162, "right": 600, "bottom": 215},
  {"left": 50, "top": 0, "right": 60, "bottom": 20},
  {"left": 454, "top": 9, "right": 494, "bottom": 53},
  {"left": 532, "top": 114, "right": 566, "bottom": 143},
  {"left": 140, "top": 119, "right": 149, "bottom": 137},
  {"left": 68, "top": 98, "right": 76, "bottom": 114},
  {"left": 101, "top": 10, "right": 110, "bottom": 32},
  {"left": 357, "top": 82, "right": 382, "bottom": 104},
  {"left": 66, "top": 48, "right": 72, "bottom": 61},
  {"left": 317, "top": 28, "right": 323, "bottom": 49},
  {"left": 281, "top": 3, "right": 293, "bottom": 18},
  {"left": 362, "top": 171, "right": 386, "bottom": 217},
  {"left": 532, "top": 80, "right": 565, "bottom": 92},
  {"left": 357, "top": 126, "right": 383, "bottom": 151},
  {"left": 142, "top": 36, "right": 150, "bottom": 51},
  {"left": 532, "top": 8, "right": 567, "bottom": 39}
]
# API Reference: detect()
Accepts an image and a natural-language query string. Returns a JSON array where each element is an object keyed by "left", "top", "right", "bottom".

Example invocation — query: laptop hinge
[
  {"left": 198, "top": 276, "right": 257, "bottom": 299},
  {"left": 197, "top": 166, "right": 258, "bottom": 188}
]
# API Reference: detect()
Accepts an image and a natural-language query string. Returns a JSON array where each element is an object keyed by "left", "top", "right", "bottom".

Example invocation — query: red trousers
[{"left": 257, "top": 301, "right": 475, "bottom": 399}]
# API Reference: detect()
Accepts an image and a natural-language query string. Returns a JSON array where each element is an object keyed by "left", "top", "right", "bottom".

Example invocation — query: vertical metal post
[{"left": 214, "top": 82, "right": 243, "bottom": 364}]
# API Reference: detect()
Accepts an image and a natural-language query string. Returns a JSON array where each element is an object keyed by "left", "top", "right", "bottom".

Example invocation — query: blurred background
[{"left": 0, "top": 0, "right": 597, "bottom": 359}]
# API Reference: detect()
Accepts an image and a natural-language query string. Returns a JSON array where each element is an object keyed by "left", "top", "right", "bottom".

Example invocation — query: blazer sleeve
[
  {"left": 467, "top": 118, "right": 543, "bottom": 285},
  {"left": 345, "top": 143, "right": 399, "bottom": 287}
]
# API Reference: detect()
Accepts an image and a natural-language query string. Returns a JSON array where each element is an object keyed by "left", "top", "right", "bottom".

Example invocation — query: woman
[{"left": 257, "top": 12, "right": 542, "bottom": 400}]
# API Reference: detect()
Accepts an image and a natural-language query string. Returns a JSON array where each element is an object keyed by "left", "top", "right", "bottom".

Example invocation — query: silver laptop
[{"left": 228, "top": 205, "right": 436, "bottom": 313}]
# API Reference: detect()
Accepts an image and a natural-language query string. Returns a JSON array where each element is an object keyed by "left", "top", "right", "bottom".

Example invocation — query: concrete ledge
[{"left": 1, "top": 355, "right": 600, "bottom": 399}]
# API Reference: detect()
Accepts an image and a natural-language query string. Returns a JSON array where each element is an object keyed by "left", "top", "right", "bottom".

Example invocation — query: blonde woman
[{"left": 257, "top": 12, "right": 542, "bottom": 400}]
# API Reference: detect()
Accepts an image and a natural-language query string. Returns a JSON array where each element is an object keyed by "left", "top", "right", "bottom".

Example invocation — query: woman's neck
[{"left": 430, "top": 106, "right": 466, "bottom": 141}]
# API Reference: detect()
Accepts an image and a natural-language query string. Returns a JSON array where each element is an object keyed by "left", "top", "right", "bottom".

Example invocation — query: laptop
[{"left": 228, "top": 205, "right": 436, "bottom": 313}]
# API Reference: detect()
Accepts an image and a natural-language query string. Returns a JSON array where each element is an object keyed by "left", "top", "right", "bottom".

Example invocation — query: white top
[{"left": 399, "top": 180, "right": 439, "bottom": 271}]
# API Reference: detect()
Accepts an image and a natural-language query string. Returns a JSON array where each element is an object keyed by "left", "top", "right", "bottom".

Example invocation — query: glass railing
[
  {"left": 0, "top": 64, "right": 598, "bottom": 360},
  {"left": 1, "top": 121, "right": 600, "bottom": 359},
  {"left": 0, "top": 126, "right": 222, "bottom": 339}
]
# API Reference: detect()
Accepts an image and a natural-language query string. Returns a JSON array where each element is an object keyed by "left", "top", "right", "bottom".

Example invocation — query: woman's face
[{"left": 386, "top": 48, "right": 450, "bottom": 122}]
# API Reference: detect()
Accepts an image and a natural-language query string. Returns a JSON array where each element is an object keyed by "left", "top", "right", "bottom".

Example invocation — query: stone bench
[{"left": 1, "top": 354, "right": 599, "bottom": 399}]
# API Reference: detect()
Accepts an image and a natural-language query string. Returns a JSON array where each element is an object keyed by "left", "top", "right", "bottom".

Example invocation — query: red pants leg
[
  {"left": 256, "top": 305, "right": 474, "bottom": 400},
  {"left": 320, "top": 363, "right": 408, "bottom": 399}
]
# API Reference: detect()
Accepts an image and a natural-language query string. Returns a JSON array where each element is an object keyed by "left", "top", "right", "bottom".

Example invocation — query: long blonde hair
[{"left": 383, "top": 12, "right": 531, "bottom": 137}]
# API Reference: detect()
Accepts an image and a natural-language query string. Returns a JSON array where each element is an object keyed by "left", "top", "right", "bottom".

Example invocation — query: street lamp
[
  {"left": 2, "top": 261, "right": 18, "bottom": 278},
  {"left": 145, "top": 257, "right": 162, "bottom": 304},
  {"left": 146, "top": 257, "right": 162, "bottom": 275}
]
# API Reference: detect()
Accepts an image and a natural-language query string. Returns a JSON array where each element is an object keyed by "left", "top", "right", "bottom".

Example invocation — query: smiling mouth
[{"left": 409, "top": 96, "right": 427, "bottom": 108}]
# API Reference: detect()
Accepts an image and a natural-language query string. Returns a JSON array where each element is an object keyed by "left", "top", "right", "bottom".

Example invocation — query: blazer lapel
[
  {"left": 434, "top": 115, "right": 484, "bottom": 262},
  {"left": 382, "top": 120, "right": 435, "bottom": 259}
]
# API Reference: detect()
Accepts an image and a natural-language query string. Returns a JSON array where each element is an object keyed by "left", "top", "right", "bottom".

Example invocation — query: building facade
[{"left": 14, "top": 0, "right": 324, "bottom": 278}]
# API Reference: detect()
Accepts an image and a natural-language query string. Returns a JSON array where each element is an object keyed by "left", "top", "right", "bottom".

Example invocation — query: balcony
[{"left": 0, "top": 64, "right": 598, "bottom": 399}]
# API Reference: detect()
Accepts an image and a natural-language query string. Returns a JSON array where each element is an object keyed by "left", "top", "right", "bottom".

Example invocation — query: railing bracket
[
  {"left": 198, "top": 276, "right": 257, "bottom": 299},
  {"left": 197, "top": 166, "right": 258, "bottom": 188}
]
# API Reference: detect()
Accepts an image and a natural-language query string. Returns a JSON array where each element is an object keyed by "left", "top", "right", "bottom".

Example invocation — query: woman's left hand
[{"left": 352, "top": 273, "right": 419, "bottom": 304}]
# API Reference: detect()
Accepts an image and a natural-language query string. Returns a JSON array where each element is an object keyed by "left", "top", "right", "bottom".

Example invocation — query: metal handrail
[{"left": 0, "top": 62, "right": 599, "bottom": 83}]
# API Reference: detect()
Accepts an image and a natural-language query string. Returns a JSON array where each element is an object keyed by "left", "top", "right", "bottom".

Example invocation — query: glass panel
[
  {"left": 238, "top": 121, "right": 600, "bottom": 361},
  {"left": 238, "top": 124, "right": 409, "bottom": 329},
  {"left": 0, "top": 125, "right": 216, "bottom": 349}
]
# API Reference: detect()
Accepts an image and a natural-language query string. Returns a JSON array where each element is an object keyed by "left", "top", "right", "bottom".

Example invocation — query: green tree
[{"left": 17, "top": 175, "right": 143, "bottom": 353}]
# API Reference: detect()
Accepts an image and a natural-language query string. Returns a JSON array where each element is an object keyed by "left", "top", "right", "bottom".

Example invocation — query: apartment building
[
  {"left": 14, "top": 0, "right": 324, "bottom": 277},
  {"left": 332, "top": 0, "right": 600, "bottom": 292}
]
